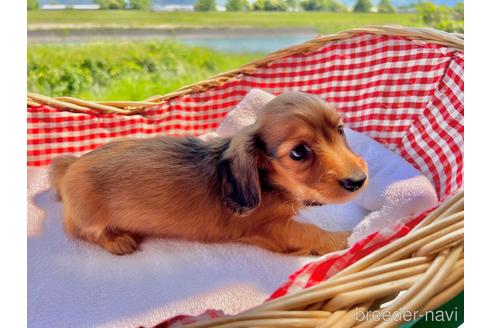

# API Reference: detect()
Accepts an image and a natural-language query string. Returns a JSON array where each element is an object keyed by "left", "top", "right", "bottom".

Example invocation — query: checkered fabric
[{"left": 27, "top": 32, "right": 464, "bottom": 327}]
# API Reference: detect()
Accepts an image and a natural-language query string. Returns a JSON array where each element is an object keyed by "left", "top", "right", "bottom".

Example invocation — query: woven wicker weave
[{"left": 27, "top": 25, "right": 464, "bottom": 327}]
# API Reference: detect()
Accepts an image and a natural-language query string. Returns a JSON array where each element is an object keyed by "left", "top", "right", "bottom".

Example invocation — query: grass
[
  {"left": 27, "top": 11, "right": 423, "bottom": 34},
  {"left": 28, "top": 41, "right": 259, "bottom": 101}
]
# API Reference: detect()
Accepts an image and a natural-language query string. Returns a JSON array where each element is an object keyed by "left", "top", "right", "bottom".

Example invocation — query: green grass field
[
  {"left": 28, "top": 41, "right": 259, "bottom": 101},
  {"left": 28, "top": 11, "right": 422, "bottom": 34}
]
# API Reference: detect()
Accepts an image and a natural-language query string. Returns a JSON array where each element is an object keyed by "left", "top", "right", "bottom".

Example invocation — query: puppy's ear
[{"left": 219, "top": 131, "right": 262, "bottom": 216}]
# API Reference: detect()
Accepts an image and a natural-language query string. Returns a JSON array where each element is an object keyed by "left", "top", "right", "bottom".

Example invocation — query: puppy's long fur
[{"left": 50, "top": 92, "right": 368, "bottom": 255}]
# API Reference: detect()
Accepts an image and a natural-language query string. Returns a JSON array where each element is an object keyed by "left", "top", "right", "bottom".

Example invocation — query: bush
[
  {"left": 27, "top": 0, "right": 39, "bottom": 11},
  {"left": 226, "top": 0, "right": 250, "bottom": 11},
  {"left": 252, "top": 0, "right": 264, "bottom": 10},
  {"left": 27, "top": 41, "right": 257, "bottom": 101},
  {"left": 286, "top": 0, "right": 300, "bottom": 11},
  {"left": 454, "top": 2, "right": 464, "bottom": 20},
  {"left": 378, "top": 0, "right": 395, "bottom": 13},
  {"left": 435, "top": 20, "right": 464, "bottom": 33},
  {"left": 129, "top": 0, "right": 152, "bottom": 10},
  {"left": 416, "top": 1, "right": 464, "bottom": 33},
  {"left": 301, "top": 0, "right": 346, "bottom": 12},
  {"left": 95, "top": 0, "right": 126, "bottom": 10},
  {"left": 253, "top": 0, "right": 288, "bottom": 11},
  {"left": 417, "top": 2, "right": 450, "bottom": 25},
  {"left": 353, "top": 0, "right": 372, "bottom": 12},
  {"left": 194, "top": 0, "right": 217, "bottom": 11}
]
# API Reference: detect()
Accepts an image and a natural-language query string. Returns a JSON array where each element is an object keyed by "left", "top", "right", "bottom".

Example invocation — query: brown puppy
[{"left": 50, "top": 92, "right": 368, "bottom": 256}]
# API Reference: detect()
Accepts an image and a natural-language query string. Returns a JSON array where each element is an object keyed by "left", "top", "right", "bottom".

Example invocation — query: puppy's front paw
[
  {"left": 309, "top": 231, "right": 350, "bottom": 255},
  {"left": 102, "top": 233, "right": 140, "bottom": 255}
]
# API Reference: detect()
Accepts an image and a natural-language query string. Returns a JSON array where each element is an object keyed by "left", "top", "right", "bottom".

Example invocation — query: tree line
[
  {"left": 27, "top": 0, "right": 464, "bottom": 26},
  {"left": 27, "top": 0, "right": 396, "bottom": 12},
  {"left": 201, "top": 0, "right": 396, "bottom": 12}
]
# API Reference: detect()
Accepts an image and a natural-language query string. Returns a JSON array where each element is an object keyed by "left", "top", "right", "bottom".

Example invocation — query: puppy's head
[{"left": 220, "top": 91, "right": 368, "bottom": 215}]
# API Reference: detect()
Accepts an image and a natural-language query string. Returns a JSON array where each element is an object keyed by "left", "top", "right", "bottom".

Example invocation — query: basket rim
[{"left": 27, "top": 25, "right": 464, "bottom": 115}]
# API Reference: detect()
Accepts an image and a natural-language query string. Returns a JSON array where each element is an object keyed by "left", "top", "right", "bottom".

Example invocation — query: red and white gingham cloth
[{"left": 27, "top": 33, "right": 464, "bottom": 327}]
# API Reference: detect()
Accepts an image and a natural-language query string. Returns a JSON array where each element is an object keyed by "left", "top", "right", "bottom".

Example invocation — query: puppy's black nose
[{"left": 340, "top": 174, "right": 367, "bottom": 192}]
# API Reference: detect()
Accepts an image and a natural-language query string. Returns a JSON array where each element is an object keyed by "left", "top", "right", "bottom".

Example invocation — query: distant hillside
[{"left": 38, "top": 0, "right": 463, "bottom": 8}]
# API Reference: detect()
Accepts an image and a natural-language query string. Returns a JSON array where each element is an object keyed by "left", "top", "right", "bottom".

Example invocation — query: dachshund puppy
[{"left": 50, "top": 92, "right": 368, "bottom": 256}]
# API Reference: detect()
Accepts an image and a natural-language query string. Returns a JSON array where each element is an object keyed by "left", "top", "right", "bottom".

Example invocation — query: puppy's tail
[{"left": 49, "top": 155, "right": 77, "bottom": 199}]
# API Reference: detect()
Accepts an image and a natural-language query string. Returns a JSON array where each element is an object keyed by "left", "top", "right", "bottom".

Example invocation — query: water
[
  {"left": 179, "top": 35, "right": 313, "bottom": 53},
  {"left": 28, "top": 28, "right": 317, "bottom": 53}
]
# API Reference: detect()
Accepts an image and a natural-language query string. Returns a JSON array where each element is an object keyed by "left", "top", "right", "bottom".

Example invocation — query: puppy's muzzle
[{"left": 339, "top": 173, "right": 367, "bottom": 192}]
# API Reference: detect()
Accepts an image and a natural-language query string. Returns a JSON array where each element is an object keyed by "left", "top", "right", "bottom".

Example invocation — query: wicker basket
[{"left": 27, "top": 25, "right": 464, "bottom": 328}]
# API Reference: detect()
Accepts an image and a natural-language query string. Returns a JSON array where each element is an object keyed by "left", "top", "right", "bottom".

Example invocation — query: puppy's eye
[
  {"left": 290, "top": 144, "right": 311, "bottom": 161},
  {"left": 337, "top": 125, "right": 345, "bottom": 137}
]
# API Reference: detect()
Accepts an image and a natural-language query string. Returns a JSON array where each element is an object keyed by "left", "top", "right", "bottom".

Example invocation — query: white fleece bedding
[{"left": 27, "top": 89, "right": 438, "bottom": 328}]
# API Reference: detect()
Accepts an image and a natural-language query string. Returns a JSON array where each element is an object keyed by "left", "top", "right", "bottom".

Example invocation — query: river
[{"left": 28, "top": 27, "right": 317, "bottom": 53}]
